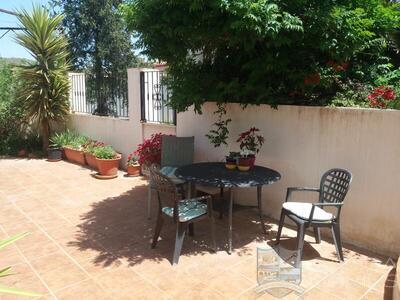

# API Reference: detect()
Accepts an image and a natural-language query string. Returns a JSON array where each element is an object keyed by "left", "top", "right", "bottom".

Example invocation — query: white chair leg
[{"left": 147, "top": 186, "right": 152, "bottom": 219}]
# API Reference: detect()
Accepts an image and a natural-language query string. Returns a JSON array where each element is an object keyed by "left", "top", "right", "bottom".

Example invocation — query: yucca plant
[
  {"left": 0, "top": 232, "right": 41, "bottom": 297},
  {"left": 14, "top": 6, "right": 70, "bottom": 152}
]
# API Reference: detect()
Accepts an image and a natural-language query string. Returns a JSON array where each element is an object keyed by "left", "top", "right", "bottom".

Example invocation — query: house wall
[
  {"left": 68, "top": 68, "right": 176, "bottom": 167},
  {"left": 177, "top": 102, "right": 400, "bottom": 256}
]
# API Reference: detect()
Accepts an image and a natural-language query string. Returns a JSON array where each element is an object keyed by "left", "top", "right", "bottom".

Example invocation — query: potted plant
[
  {"left": 225, "top": 151, "right": 240, "bottom": 170},
  {"left": 237, "top": 127, "right": 265, "bottom": 171},
  {"left": 83, "top": 140, "right": 105, "bottom": 170},
  {"left": 126, "top": 153, "right": 140, "bottom": 176},
  {"left": 48, "top": 133, "right": 64, "bottom": 162},
  {"left": 63, "top": 132, "right": 88, "bottom": 165},
  {"left": 93, "top": 146, "right": 121, "bottom": 178},
  {"left": 134, "top": 133, "right": 163, "bottom": 176}
]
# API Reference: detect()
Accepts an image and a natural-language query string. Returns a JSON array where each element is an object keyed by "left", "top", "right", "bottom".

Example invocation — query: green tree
[
  {"left": 15, "top": 6, "right": 70, "bottom": 152},
  {"left": 122, "top": 0, "right": 400, "bottom": 112},
  {"left": 51, "top": 0, "right": 141, "bottom": 114}
]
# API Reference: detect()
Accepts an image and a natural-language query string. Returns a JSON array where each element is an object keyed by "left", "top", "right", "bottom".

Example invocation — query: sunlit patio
[{"left": 0, "top": 159, "right": 395, "bottom": 299}]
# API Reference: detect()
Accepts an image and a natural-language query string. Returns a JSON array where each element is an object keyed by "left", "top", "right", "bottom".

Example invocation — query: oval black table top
[{"left": 175, "top": 162, "right": 281, "bottom": 188}]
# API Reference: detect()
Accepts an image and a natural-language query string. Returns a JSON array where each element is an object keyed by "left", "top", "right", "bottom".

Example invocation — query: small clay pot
[
  {"left": 126, "top": 164, "right": 141, "bottom": 176},
  {"left": 64, "top": 147, "right": 86, "bottom": 165}
]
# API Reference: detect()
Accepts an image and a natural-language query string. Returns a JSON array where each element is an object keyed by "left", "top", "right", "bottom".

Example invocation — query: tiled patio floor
[{"left": 0, "top": 159, "right": 396, "bottom": 299}]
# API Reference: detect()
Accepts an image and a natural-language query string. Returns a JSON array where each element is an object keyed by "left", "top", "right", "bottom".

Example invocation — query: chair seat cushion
[
  {"left": 283, "top": 202, "right": 333, "bottom": 221},
  {"left": 162, "top": 199, "right": 208, "bottom": 222},
  {"left": 160, "top": 166, "right": 185, "bottom": 185}
]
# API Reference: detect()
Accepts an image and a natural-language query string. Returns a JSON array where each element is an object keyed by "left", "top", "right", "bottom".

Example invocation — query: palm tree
[{"left": 14, "top": 6, "right": 70, "bottom": 152}]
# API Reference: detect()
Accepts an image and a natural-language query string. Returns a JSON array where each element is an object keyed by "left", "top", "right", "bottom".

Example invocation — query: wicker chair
[
  {"left": 147, "top": 136, "right": 194, "bottom": 219},
  {"left": 276, "top": 168, "right": 352, "bottom": 264},
  {"left": 150, "top": 164, "right": 217, "bottom": 265}
]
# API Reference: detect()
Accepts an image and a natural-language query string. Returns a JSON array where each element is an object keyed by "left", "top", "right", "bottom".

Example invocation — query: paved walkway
[{"left": 0, "top": 159, "right": 395, "bottom": 299}]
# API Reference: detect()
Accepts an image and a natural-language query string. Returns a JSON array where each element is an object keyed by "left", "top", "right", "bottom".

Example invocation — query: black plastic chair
[
  {"left": 276, "top": 168, "right": 352, "bottom": 264},
  {"left": 149, "top": 164, "right": 217, "bottom": 265}
]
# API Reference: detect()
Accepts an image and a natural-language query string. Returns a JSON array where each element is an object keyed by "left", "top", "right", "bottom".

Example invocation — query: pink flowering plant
[{"left": 237, "top": 127, "right": 265, "bottom": 157}]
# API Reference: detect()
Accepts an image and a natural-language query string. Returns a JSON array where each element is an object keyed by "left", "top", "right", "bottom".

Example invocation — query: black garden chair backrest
[{"left": 319, "top": 168, "right": 352, "bottom": 204}]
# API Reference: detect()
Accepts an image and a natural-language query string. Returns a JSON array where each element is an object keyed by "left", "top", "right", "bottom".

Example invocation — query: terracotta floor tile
[
  {"left": 335, "top": 260, "right": 383, "bottom": 288},
  {"left": 94, "top": 268, "right": 143, "bottom": 294},
  {"left": 303, "top": 287, "right": 342, "bottom": 299},
  {"left": 207, "top": 269, "right": 255, "bottom": 298},
  {"left": 316, "top": 273, "right": 369, "bottom": 299},
  {"left": 39, "top": 262, "right": 88, "bottom": 292},
  {"left": 361, "top": 289, "right": 385, "bottom": 300},
  {"left": 0, "top": 159, "right": 394, "bottom": 299},
  {"left": 55, "top": 279, "right": 112, "bottom": 300},
  {"left": 30, "top": 251, "right": 75, "bottom": 274}
]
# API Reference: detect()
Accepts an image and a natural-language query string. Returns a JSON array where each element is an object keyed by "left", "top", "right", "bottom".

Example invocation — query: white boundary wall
[
  {"left": 177, "top": 102, "right": 400, "bottom": 256},
  {"left": 68, "top": 68, "right": 176, "bottom": 167},
  {"left": 69, "top": 69, "right": 400, "bottom": 256}
]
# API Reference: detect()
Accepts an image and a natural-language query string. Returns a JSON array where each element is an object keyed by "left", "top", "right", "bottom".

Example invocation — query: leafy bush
[
  {"left": 50, "top": 131, "right": 88, "bottom": 150},
  {"left": 93, "top": 146, "right": 118, "bottom": 159},
  {"left": 83, "top": 140, "right": 106, "bottom": 154},
  {"left": 122, "top": 0, "right": 400, "bottom": 111},
  {"left": 134, "top": 133, "right": 163, "bottom": 165},
  {"left": 0, "top": 59, "right": 31, "bottom": 155}
]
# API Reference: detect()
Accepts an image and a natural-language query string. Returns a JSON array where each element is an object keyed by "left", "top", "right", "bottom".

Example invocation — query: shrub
[
  {"left": 50, "top": 131, "right": 88, "bottom": 150},
  {"left": 122, "top": 0, "right": 400, "bottom": 111},
  {"left": 93, "top": 146, "right": 118, "bottom": 159},
  {"left": 134, "top": 133, "right": 163, "bottom": 165},
  {"left": 83, "top": 140, "right": 106, "bottom": 154}
]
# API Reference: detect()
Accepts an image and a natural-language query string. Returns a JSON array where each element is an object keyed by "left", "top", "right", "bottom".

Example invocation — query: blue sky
[{"left": 0, "top": 0, "right": 50, "bottom": 59}]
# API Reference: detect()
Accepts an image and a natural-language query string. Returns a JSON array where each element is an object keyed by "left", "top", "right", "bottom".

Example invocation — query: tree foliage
[
  {"left": 15, "top": 6, "right": 70, "bottom": 151},
  {"left": 52, "top": 0, "right": 144, "bottom": 115},
  {"left": 122, "top": 0, "right": 400, "bottom": 112}
]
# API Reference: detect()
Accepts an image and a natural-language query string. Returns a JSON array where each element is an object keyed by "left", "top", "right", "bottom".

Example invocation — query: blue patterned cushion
[
  {"left": 162, "top": 199, "right": 208, "bottom": 222},
  {"left": 160, "top": 166, "right": 185, "bottom": 185}
]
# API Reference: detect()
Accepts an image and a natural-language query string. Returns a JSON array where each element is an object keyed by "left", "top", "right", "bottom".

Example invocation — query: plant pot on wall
[
  {"left": 64, "top": 147, "right": 86, "bottom": 165},
  {"left": 84, "top": 152, "right": 97, "bottom": 170},
  {"left": 96, "top": 155, "right": 121, "bottom": 177},
  {"left": 126, "top": 164, "right": 141, "bottom": 177},
  {"left": 47, "top": 147, "right": 62, "bottom": 162}
]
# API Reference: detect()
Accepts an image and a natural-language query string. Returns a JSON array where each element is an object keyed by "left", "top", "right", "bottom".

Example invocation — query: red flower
[{"left": 368, "top": 86, "right": 396, "bottom": 109}]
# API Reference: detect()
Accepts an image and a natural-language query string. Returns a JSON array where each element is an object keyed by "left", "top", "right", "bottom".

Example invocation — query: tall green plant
[{"left": 14, "top": 6, "right": 70, "bottom": 152}]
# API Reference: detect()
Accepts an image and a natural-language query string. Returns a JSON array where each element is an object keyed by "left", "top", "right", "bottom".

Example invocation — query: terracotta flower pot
[
  {"left": 64, "top": 147, "right": 86, "bottom": 165},
  {"left": 96, "top": 155, "right": 121, "bottom": 177},
  {"left": 85, "top": 152, "right": 98, "bottom": 170},
  {"left": 126, "top": 164, "right": 141, "bottom": 177}
]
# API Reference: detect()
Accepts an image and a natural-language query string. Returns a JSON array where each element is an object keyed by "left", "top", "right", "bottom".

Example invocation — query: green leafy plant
[
  {"left": 15, "top": 6, "right": 70, "bottom": 152},
  {"left": 83, "top": 140, "right": 106, "bottom": 154},
  {"left": 127, "top": 152, "right": 139, "bottom": 166},
  {"left": 205, "top": 104, "right": 232, "bottom": 148},
  {"left": 50, "top": 131, "right": 88, "bottom": 150},
  {"left": 0, "top": 232, "right": 42, "bottom": 298},
  {"left": 122, "top": 0, "right": 400, "bottom": 111},
  {"left": 93, "top": 146, "right": 118, "bottom": 159}
]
